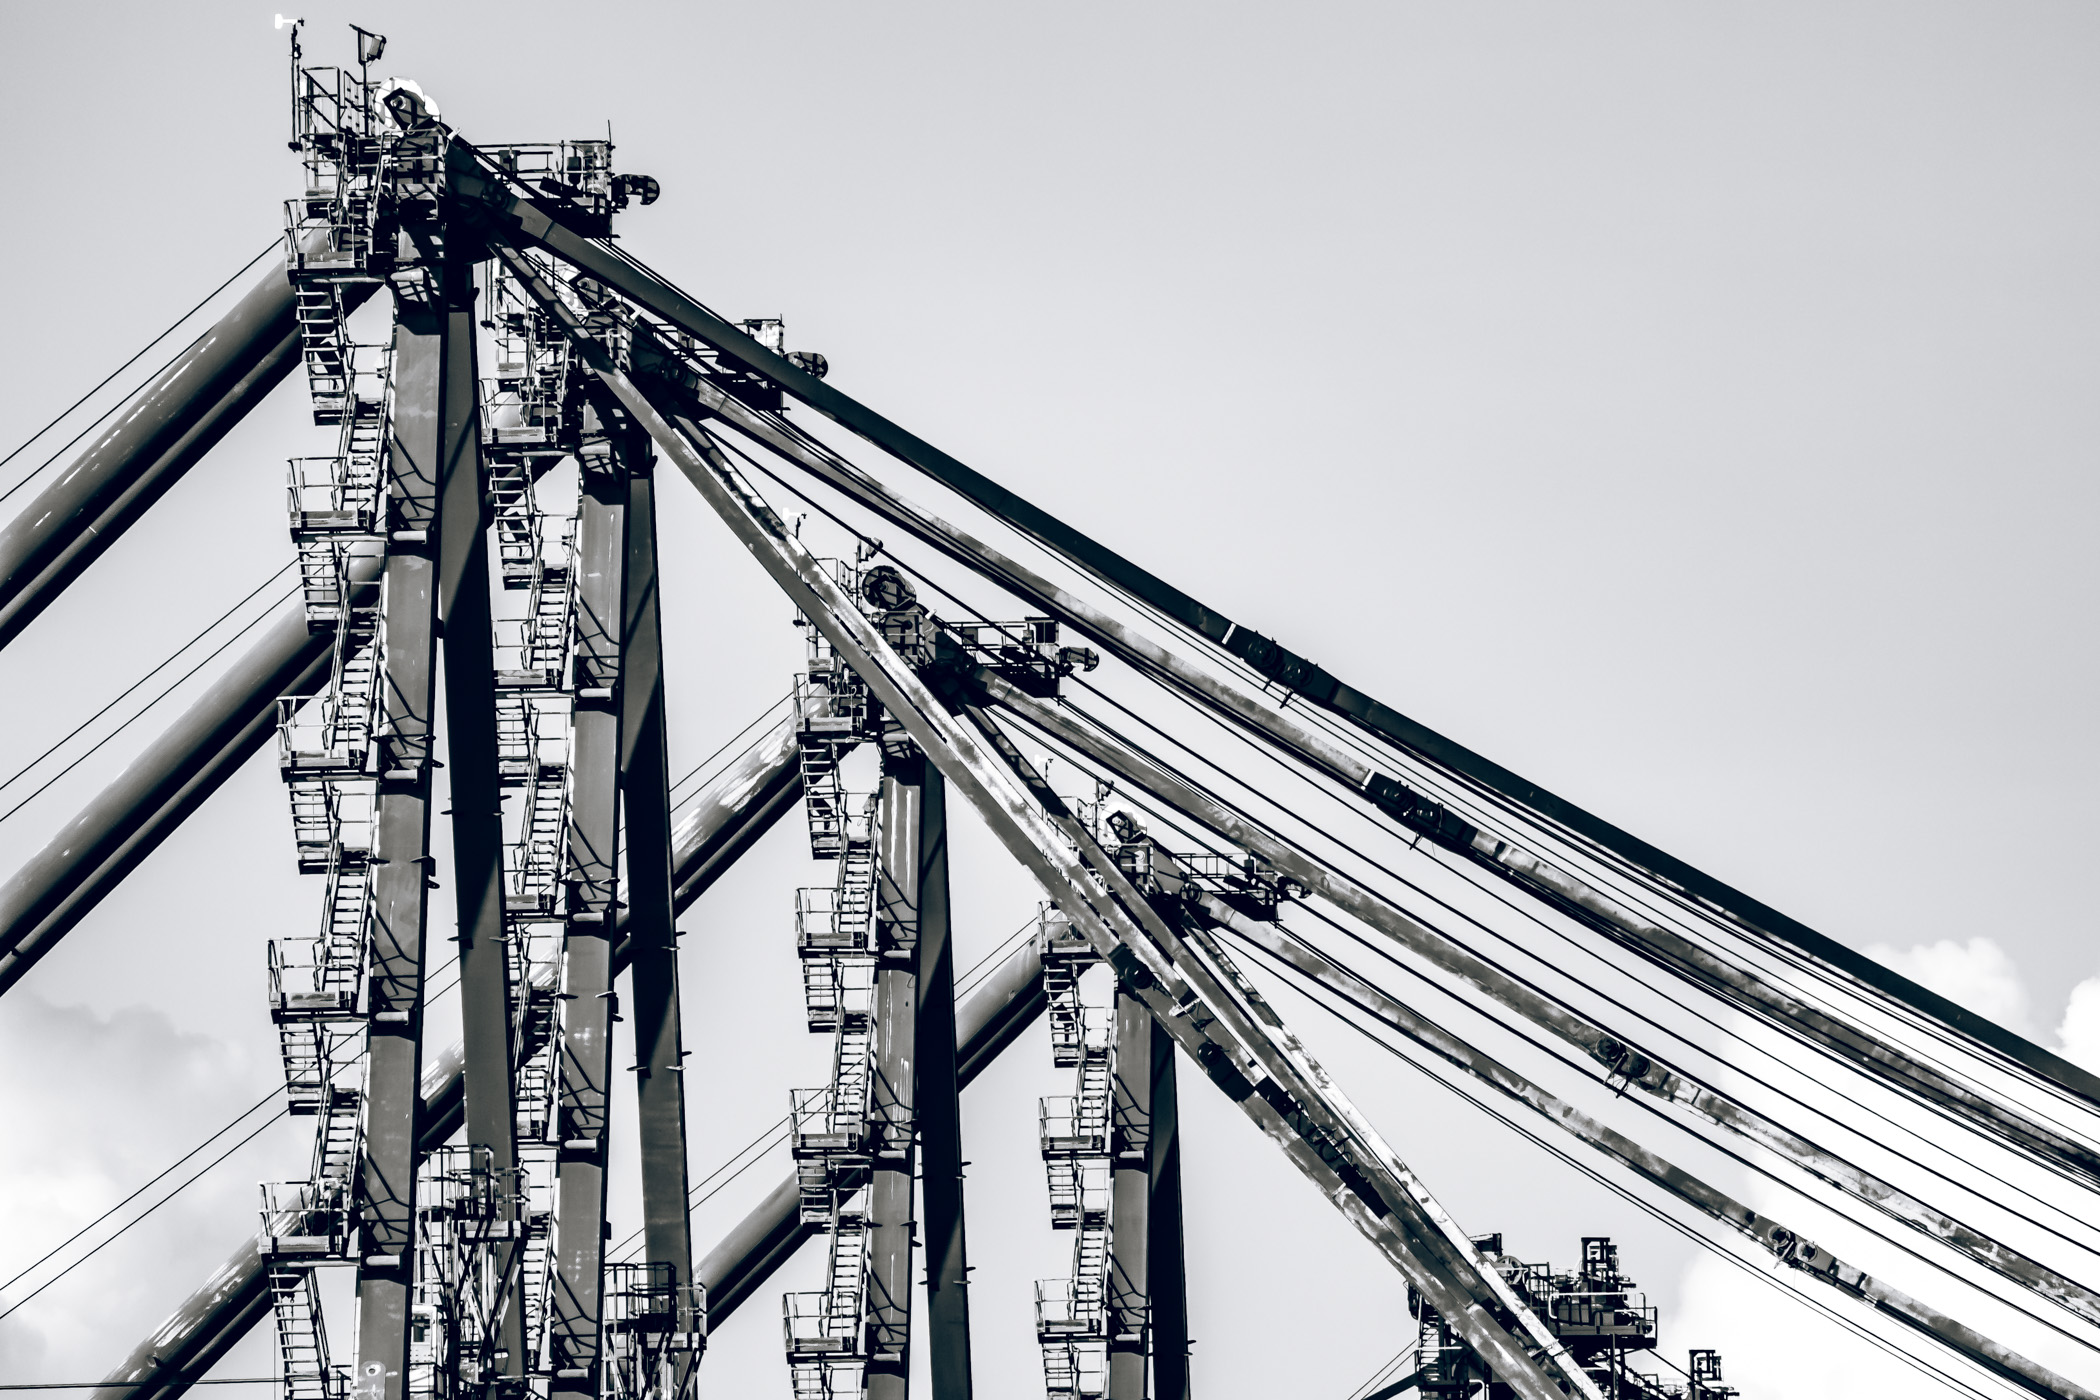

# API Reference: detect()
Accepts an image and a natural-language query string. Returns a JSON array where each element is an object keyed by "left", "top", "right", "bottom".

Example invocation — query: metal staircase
[
  {"left": 260, "top": 1083, "right": 362, "bottom": 1262},
  {"left": 782, "top": 1200, "right": 870, "bottom": 1400},
  {"left": 267, "top": 841, "right": 370, "bottom": 1110},
  {"left": 792, "top": 613, "right": 871, "bottom": 859},
  {"left": 1037, "top": 905, "right": 1092, "bottom": 1068},
  {"left": 602, "top": 1262, "right": 704, "bottom": 1400},
  {"left": 268, "top": 1266, "right": 344, "bottom": 1400},
  {"left": 1036, "top": 973, "right": 1115, "bottom": 1395},
  {"left": 790, "top": 797, "right": 882, "bottom": 1220}
]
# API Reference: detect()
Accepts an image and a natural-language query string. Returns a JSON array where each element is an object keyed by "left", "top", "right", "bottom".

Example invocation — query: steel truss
[{"left": 0, "top": 26, "right": 2090, "bottom": 1400}]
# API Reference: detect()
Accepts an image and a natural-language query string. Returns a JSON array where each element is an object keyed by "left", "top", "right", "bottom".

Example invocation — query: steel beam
[
  {"left": 514, "top": 288, "right": 1594, "bottom": 1400},
  {"left": 867, "top": 753, "right": 926, "bottom": 1399},
  {"left": 1146, "top": 1020, "right": 1189, "bottom": 1400},
  {"left": 672, "top": 718, "right": 800, "bottom": 910},
  {"left": 456, "top": 153, "right": 2099, "bottom": 1106},
  {"left": 1108, "top": 988, "right": 1152, "bottom": 1400},
  {"left": 348, "top": 267, "right": 451, "bottom": 1400},
  {"left": 632, "top": 350, "right": 2100, "bottom": 1186},
  {"left": 0, "top": 263, "right": 372, "bottom": 652},
  {"left": 0, "top": 596, "right": 329, "bottom": 996},
  {"left": 972, "top": 666, "right": 2100, "bottom": 1335},
  {"left": 1196, "top": 893, "right": 2097, "bottom": 1400},
  {"left": 545, "top": 407, "right": 631, "bottom": 1396},
  {"left": 431, "top": 254, "right": 524, "bottom": 1386},
  {"left": 914, "top": 765, "right": 975, "bottom": 1400},
  {"left": 620, "top": 460, "right": 701, "bottom": 1361}
]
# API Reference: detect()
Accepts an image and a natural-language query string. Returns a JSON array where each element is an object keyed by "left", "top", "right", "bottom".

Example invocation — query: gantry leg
[
  {"left": 547, "top": 405, "right": 633, "bottom": 1398},
  {"left": 347, "top": 263, "right": 453, "bottom": 1400},
  {"left": 914, "top": 767, "right": 975, "bottom": 1400},
  {"left": 1147, "top": 1022, "right": 1189, "bottom": 1400},
  {"left": 433, "top": 248, "right": 525, "bottom": 1390},
  {"left": 1108, "top": 987, "right": 1152, "bottom": 1400},
  {"left": 620, "top": 463, "right": 702, "bottom": 1376},
  {"left": 868, "top": 745, "right": 927, "bottom": 1399}
]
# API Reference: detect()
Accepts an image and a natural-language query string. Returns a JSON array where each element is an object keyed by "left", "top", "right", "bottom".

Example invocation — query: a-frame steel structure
[{"left": 3, "top": 27, "right": 2098, "bottom": 1400}]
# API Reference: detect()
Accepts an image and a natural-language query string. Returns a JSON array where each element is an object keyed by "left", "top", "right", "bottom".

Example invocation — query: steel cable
[
  {"left": 1233, "top": 927, "right": 2014, "bottom": 1400},
  {"left": 0, "top": 563, "right": 295, "bottom": 807},
  {"left": 707, "top": 417, "right": 2100, "bottom": 1265},
  {"left": 0, "top": 243, "right": 281, "bottom": 507}
]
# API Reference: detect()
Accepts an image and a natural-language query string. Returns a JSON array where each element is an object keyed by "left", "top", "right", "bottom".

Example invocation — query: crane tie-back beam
[
  {"left": 443, "top": 139, "right": 2100, "bottom": 1108},
  {"left": 1190, "top": 892, "right": 2096, "bottom": 1400},
  {"left": 616, "top": 320, "right": 2100, "bottom": 1190},
  {"left": 964, "top": 664, "right": 2100, "bottom": 1337},
  {"left": 0, "top": 258, "right": 375, "bottom": 656},
  {"left": 0, "top": 554, "right": 381, "bottom": 997},
  {"left": 496, "top": 237, "right": 1605, "bottom": 1400}
]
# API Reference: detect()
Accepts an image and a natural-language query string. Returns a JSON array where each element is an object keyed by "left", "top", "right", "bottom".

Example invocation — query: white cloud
[
  {"left": 2053, "top": 978, "right": 2100, "bottom": 1073},
  {"left": 1670, "top": 1238, "right": 1949, "bottom": 1400},
  {"left": 1863, "top": 936, "right": 2033, "bottom": 1037},
  {"left": 0, "top": 993, "right": 305, "bottom": 1382}
]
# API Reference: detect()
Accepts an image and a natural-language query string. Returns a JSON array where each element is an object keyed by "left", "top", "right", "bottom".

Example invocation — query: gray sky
[{"left": 2, "top": 4, "right": 2097, "bottom": 1399}]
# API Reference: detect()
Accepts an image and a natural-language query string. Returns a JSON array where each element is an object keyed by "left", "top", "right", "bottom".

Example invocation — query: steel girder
[
  {"left": 500, "top": 250, "right": 1601, "bottom": 1400},
  {"left": 866, "top": 758, "right": 927, "bottom": 1399},
  {"left": 343, "top": 263, "right": 459, "bottom": 1400},
  {"left": 912, "top": 766, "right": 976, "bottom": 1400},
  {"left": 981, "top": 670, "right": 2100, "bottom": 1399},
  {"left": 0, "top": 264, "right": 374, "bottom": 653},
  {"left": 971, "top": 664, "right": 2100, "bottom": 1345},
  {"left": 448, "top": 143, "right": 2098, "bottom": 1110},
  {"left": 615, "top": 322, "right": 2100, "bottom": 1190},
  {"left": 621, "top": 465, "right": 702, "bottom": 1365}
]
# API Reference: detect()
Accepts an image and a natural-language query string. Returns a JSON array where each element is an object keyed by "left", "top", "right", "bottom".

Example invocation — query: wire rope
[
  {"left": 667, "top": 691, "right": 792, "bottom": 802},
  {"left": 700, "top": 417, "right": 2100, "bottom": 1257},
  {"left": 0, "top": 243, "right": 280, "bottom": 507},
  {"left": 0, "top": 1111, "right": 285, "bottom": 1324},
  {"left": 0, "top": 581, "right": 301, "bottom": 831},
  {"left": 0, "top": 1083, "right": 285, "bottom": 1299},
  {"left": 1231, "top": 929, "right": 2018, "bottom": 1400},
  {"left": 0, "top": 563, "right": 295, "bottom": 806},
  {"left": 1024, "top": 693, "right": 2100, "bottom": 1336}
]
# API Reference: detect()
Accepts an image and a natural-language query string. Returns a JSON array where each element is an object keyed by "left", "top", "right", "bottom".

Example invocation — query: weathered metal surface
[
  {"left": 1197, "top": 894, "right": 2099, "bottom": 1400},
  {"left": 460, "top": 148, "right": 2100, "bottom": 1108},
  {"left": 1147, "top": 1018, "right": 1191, "bottom": 1400},
  {"left": 976, "top": 667, "right": 2100, "bottom": 1331},
  {"left": 0, "top": 266, "right": 374, "bottom": 653},
  {"left": 546, "top": 423, "right": 630, "bottom": 1397},
  {"left": 431, "top": 252, "right": 526, "bottom": 1380},
  {"left": 621, "top": 465, "right": 702, "bottom": 1359},
  {"left": 912, "top": 766, "right": 976, "bottom": 1399},
  {"left": 867, "top": 760, "right": 926, "bottom": 1399},
  {"left": 498, "top": 265, "right": 1594, "bottom": 1400},
  {"left": 348, "top": 272, "right": 449, "bottom": 1400},
  {"left": 1108, "top": 987, "right": 1152, "bottom": 1400}
]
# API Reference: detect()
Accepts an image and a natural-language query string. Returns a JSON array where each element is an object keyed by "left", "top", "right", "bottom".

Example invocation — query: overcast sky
[{"left": 2, "top": 4, "right": 2098, "bottom": 1399}]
